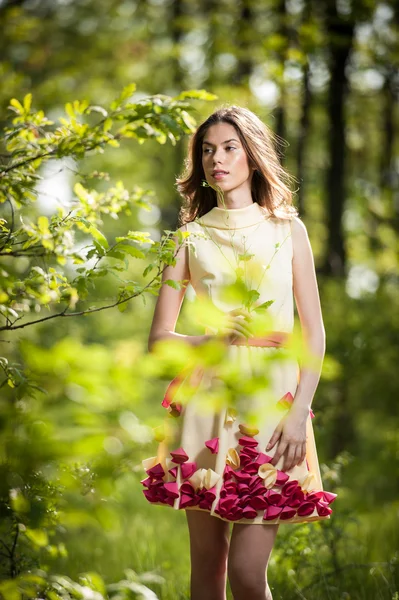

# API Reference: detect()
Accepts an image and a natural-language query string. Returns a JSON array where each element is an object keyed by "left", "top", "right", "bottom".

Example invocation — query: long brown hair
[{"left": 176, "top": 105, "right": 299, "bottom": 224}]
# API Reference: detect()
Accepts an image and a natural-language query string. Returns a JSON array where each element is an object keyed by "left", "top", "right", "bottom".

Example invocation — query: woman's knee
[
  {"left": 228, "top": 563, "right": 269, "bottom": 597},
  {"left": 186, "top": 510, "right": 230, "bottom": 575}
]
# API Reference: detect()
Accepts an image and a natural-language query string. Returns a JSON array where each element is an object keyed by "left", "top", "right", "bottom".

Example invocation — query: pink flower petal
[
  {"left": 240, "top": 446, "right": 259, "bottom": 458},
  {"left": 306, "top": 491, "right": 324, "bottom": 502},
  {"left": 143, "top": 489, "right": 158, "bottom": 503},
  {"left": 316, "top": 502, "right": 333, "bottom": 517},
  {"left": 242, "top": 506, "right": 258, "bottom": 519},
  {"left": 146, "top": 463, "right": 165, "bottom": 479},
  {"left": 277, "top": 392, "right": 315, "bottom": 419},
  {"left": 199, "top": 498, "right": 213, "bottom": 510},
  {"left": 161, "top": 375, "right": 183, "bottom": 408},
  {"left": 204, "top": 486, "right": 217, "bottom": 502},
  {"left": 224, "top": 480, "right": 238, "bottom": 493},
  {"left": 237, "top": 483, "right": 250, "bottom": 495},
  {"left": 275, "top": 471, "right": 290, "bottom": 486},
  {"left": 227, "top": 509, "right": 244, "bottom": 521},
  {"left": 238, "top": 436, "right": 259, "bottom": 448},
  {"left": 250, "top": 480, "right": 266, "bottom": 494},
  {"left": 263, "top": 505, "right": 283, "bottom": 520},
  {"left": 168, "top": 466, "right": 178, "bottom": 478},
  {"left": 219, "top": 497, "right": 237, "bottom": 512},
  {"left": 164, "top": 482, "right": 179, "bottom": 498},
  {"left": 140, "top": 476, "right": 152, "bottom": 487},
  {"left": 282, "top": 480, "right": 300, "bottom": 496},
  {"left": 265, "top": 490, "right": 282, "bottom": 505},
  {"left": 180, "top": 481, "right": 195, "bottom": 495},
  {"left": 149, "top": 479, "right": 164, "bottom": 489},
  {"left": 297, "top": 501, "right": 316, "bottom": 517},
  {"left": 256, "top": 453, "right": 273, "bottom": 465},
  {"left": 322, "top": 491, "right": 337, "bottom": 504},
  {"left": 291, "top": 489, "right": 305, "bottom": 503},
  {"left": 239, "top": 494, "right": 251, "bottom": 507},
  {"left": 205, "top": 437, "right": 219, "bottom": 454},
  {"left": 234, "top": 471, "right": 253, "bottom": 483},
  {"left": 242, "top": 463, "right": 259, "bottom": 475},
  {"left": 223, "top": 465, "right": 235, "bottom": 480},
  {"left": 276, "top": 392, "right": 294, "bottom": 410},
  {"left": 180, "top": 462, "right": 197, "bottom": 479},
  {"left": 279, "top": 506, "right": 297, "bottom": 520},
  {"left": 288, "top": 498, "right": 302, "bottom": 508},
  {"left": 250, "top": 496, "right": 268, "bottom": 510},
  {"left": 170, "top": 447, "right": 189, "bottom": 464},
  {"left": 179, "top": 493, "right": 197, "bottom": 508}
]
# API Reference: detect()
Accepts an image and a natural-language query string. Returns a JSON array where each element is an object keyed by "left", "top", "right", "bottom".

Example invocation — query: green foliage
[{"left": 0, "top": 85, "right": 216, "bottom": 596}]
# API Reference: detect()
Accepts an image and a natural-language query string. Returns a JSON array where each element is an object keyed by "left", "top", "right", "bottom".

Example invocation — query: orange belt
[
  {"left": 161, "top": 331, "right": 293, "bottom": 416},
  {"left": 229, "top": 331, "right": 291, "bottom": 347}
]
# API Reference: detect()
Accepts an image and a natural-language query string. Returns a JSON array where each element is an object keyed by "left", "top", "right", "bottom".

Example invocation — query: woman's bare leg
[
  {"left": 227, "top": 523, "right": 279, "bottom": 600},
  {"left": 185, "top": 509, "right": 230, "bottom": 600}
]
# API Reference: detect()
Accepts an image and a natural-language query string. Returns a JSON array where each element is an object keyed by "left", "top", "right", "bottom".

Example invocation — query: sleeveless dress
[{"left": 141, "top": 202, "right": 337, "bottom": 525}]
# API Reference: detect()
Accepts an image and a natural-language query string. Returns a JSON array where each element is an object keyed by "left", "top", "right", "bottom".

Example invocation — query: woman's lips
[{"left": 212, "top": 172, "right": 229, "bottom": 180}]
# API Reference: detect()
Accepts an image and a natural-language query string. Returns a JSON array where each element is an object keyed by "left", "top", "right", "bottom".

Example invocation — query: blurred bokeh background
[{"left": 0, "top": 1, "right": 398, "bottom": 599}]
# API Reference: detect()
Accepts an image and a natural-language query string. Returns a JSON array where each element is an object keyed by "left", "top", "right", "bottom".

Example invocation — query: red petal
[
  {"left": 275, "top": 471, "right": 290, "bottom": 486},
  {"left": 322, "top": 491, "right": 337, "bottom": 504},
  {"left": 279, "top": 506, "right": 297, "bottom": 520},
  {"left": 164, "top": 482, "right": 179, "bottom": 498},
  {"left": 205, "top": 437, "right": 219, "bottom": 454},
  {"left": 180, "top": 481, "right": 195, "bottom": 495},
  {"left": 250, "top": 496, "right": 268, "bottom": 510},
  {"left": 140, "top": 476, "right": 152, "bottom": 487},
  {"left": 255, "top": 453, "right": 273, "bottom": 466},
  {"left": 297, "top": 501, "right": 316, "bottom": 517},
  {"left": 264, "top": 505, "right": 282, "bottom": 520},
  {"left": 180, "top": 461, "right": 197, "bottom": 479},
  {"left": 143, "top": 489, "right": 158, "bottom": 503},
  {"left": 179, "top": 493, "right": 197, "bottom": 508},
  {"left": 168, "top": 466, "right": 178, "bottom": 478},
  {"left": 242, "top": 506, "right": 258, "bottom": 519},
  {"left": 265, "top": 490, "right": 282, "bottom": 505},
  {"left": 238, "top": 436, "right": 259, "bottom": 448},
  {"left": 282, "top": 480, "right": 299, "bottom": 496},
  {"left": 146, "top": 463, "right": 165, "bottom": 479},
  {"left": 170, "top": 447, "right": 189, "bottom": 464},
  {"left": 316, "top": 502, "right": 333, "bottom": 517}
]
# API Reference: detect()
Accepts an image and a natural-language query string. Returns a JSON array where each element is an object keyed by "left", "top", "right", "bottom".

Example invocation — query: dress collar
[{"left": 196, "top": 202, "right": 271, "bottom": 230}]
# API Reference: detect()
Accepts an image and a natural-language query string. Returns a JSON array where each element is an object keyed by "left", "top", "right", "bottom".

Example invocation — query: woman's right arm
[
  {"left": 148, "top": 226, "right": 255, "bottom": 352},
  {"left": 147, "top": 226, "right": 214, "bottom": 352}
]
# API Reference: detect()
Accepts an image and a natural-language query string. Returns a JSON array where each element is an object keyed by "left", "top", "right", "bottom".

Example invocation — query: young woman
[{"left": 141, "top": 106, "right": 337, "bottom": 600}]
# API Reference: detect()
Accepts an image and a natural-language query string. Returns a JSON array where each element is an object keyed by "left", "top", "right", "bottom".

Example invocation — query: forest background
[{"left": 0, "top": 0, "right": 398, "bottom": 599}]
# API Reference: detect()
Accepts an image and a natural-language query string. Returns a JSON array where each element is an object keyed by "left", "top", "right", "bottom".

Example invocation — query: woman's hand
[
  {"left": 215, "top": 308, "right": 254, "bottom": 344},
  {"left": 266, "top": 406, "right": 308, "bottom": 471}
]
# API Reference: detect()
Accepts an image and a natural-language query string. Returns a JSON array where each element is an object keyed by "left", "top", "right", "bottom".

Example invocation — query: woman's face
[{"left": 201, "top": 122, "right": 254, "bottom": 193}]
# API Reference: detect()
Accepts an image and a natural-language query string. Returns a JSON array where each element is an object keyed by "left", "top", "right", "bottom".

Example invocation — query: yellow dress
[{"left": 141, "top": 202, "right": 337, "bottom": 524}]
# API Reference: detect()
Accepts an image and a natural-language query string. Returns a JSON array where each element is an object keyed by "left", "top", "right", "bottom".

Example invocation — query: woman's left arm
[{"left": 267, "top": 216, "right": 326, "bottom": 471}]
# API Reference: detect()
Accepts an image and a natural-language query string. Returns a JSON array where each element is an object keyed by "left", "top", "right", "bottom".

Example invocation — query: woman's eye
[{"left": 203, "top": 147, "right": 236, "bottom": 153}]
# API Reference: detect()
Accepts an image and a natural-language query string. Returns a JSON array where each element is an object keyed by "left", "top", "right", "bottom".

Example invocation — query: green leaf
[
  {"left": 253, "top": 300, "right": 274, "bottom": 311},
  {"left": 23, "top": 93, "right": 32, "bottom": 112},
  {"left": 117, "top": 244, "right": 145, "bottom": 259},
  {"left": 164, "top": 279, "right": 184, "bottom": 290},
  {"left": 88, "top": 226, "right": 109, "bottom": 249},
  {"left": 238, "top": 253, "right": 255, "bottom": 262},
  {"left": 9, "top": 98, "right": 24, "bottom": 114},
  {"left": 24, "top": 527, "right": 48, "bottom": 547},
  {"left": 0, "top": 579, "right": 20, "bottom": 600},
  {"left": 175, "top": 89, "right": 218, "bottom": 101},
  {"left": 117, "top": 301, "right": 129, "bottom": 312}
]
